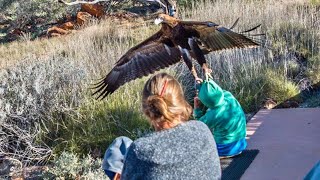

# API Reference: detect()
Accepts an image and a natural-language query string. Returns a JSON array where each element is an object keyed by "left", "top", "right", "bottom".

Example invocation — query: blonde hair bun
[{"left": 145, "top": 95, "right": 174, "bottom": 121}]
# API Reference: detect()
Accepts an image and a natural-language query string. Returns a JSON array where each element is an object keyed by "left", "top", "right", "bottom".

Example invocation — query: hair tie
[{"left": 160, "top": 79, "right": 168, "bottom": 97}]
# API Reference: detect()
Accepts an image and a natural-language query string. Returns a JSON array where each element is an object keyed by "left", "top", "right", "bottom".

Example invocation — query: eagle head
[{"left": 155, "top": 14, "right": 179, "bottom": 27}]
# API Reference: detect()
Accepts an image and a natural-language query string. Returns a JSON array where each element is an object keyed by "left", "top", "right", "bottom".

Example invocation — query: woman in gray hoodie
[{"left": 120, "top": 73, "right": 221, "bottom": 180}]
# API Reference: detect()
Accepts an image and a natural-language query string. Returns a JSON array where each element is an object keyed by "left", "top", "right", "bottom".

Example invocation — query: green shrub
[
  {"left": 43, "top": 151, "right": 107, "bottom": 180},
  {"left": 262, "top": 69, "right": 300, "bottom": 103},
  {"left": 0, "top": 0, "right": 73, "bottom": 25},
  {"left": 306, "top": 55, "right": 320, "bottom": 85}
]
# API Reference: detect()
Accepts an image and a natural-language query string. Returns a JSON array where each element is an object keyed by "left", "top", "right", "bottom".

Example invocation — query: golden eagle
[{"left": 93, "top": 14, "right": 262, "bottom": 99}]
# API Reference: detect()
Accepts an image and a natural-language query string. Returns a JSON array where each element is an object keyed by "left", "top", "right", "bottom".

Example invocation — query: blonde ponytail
[{"left": 145, "top": 95, "right": 176, "bottom": 121}]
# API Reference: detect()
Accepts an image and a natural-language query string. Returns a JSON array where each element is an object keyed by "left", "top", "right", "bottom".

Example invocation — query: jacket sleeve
[
  {"left": 193, "top": 108, "right": 211, "bottom": 125},
  {"left": 193, "top": 108, "right": 204, "bottom": 119}
]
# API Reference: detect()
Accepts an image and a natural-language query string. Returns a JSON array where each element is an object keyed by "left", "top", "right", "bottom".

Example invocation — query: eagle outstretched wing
[
  {"left": 93, "top": 31, "right": 181, "bottom": 100},
  {"left": 181, "top": 20, "right": 261, "bottom": 52}
]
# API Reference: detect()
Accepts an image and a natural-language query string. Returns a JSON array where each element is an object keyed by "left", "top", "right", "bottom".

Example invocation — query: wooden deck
[{"left": 242, "top": 108, "right": 320, "bottom": 180}]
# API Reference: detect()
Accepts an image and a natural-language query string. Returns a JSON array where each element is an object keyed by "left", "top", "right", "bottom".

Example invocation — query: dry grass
[{"left": 0, "top": 0, "right": 319, "bottom": 172}]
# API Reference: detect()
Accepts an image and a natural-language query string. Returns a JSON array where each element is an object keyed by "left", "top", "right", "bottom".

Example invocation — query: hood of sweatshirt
[{"left": 198, "top": 79, "right": 225, "bottom": 108}]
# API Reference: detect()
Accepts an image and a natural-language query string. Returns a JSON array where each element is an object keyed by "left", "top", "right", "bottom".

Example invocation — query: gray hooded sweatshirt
[{"left": 121, "top": 120, "right": 221, "bottom": 180}]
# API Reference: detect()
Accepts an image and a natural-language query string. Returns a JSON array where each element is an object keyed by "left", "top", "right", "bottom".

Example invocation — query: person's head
[{"left": 142, "top": 73, "right": 192, "bottom": 130}]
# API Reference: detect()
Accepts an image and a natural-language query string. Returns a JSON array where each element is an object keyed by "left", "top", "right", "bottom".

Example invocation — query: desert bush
[
  {"left": 306, "top": 55, "right": 320, "bottom": 84},
  {"left": 262, "top": 69, "right": 301, "bottom": 103},
  {"left": 0, "top": 54, "right": 89, "bottom": 164},
  {"left": 0, "top": 0, "right": 68, "bottom": 19},
  {"left": 0, "top": 0, "right": 137, "bottom": 25},
  {"left": 0, "top": 0, "right": 74, "bottom": 30},
  {"left": 43, "top": 151, "right": 107, "bottom": 180}
]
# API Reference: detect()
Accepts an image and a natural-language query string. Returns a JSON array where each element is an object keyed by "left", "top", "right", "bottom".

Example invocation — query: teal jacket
[{"left": 193, "top": 79, "right": 246, "bottom": 144}]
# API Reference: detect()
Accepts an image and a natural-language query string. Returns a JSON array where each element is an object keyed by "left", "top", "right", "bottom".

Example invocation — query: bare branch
[
  {"left": 58, "top": 0, "right": 110, "bottom": 5},
  {"left": 0, "top": 122, "right": 52, "bottom": 166}
]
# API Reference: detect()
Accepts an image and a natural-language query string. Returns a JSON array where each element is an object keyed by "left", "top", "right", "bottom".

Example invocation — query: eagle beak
[{"left": 154, "top": 18, "right": 163, "bottom": 25}]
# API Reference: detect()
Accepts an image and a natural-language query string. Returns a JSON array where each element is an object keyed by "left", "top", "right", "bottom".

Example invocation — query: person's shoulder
[
  {"left": 187, "top": 120, "right": 212, "bottom": 134},
  {"left": 187, "top": 120, "right": 207, "bottom": 128},
  {"left": 132, "top": 121, "right": 208, "bottom": 145},
  {"left": 187, "top": 120, "right": 216, "bottom": 145},
  {"left": 128, "top": 131, "right": 159, "bottom": 155}
]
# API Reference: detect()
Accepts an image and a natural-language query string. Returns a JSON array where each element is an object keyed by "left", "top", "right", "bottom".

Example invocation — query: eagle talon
[
  {"left": 205, "top": 73, "right": 213, "bottom": 82},
  {"left": 204, "top": 68, "right": 212, "bottom": 74},
  {"left": 202, "top": 65, "right": 212, "bottom": 74},
  {"left": 195, "top": 77, "right": 203, "bottom": 84},
  {"left": 203, "top": 66, "right": 213, "bottom": 81}
]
